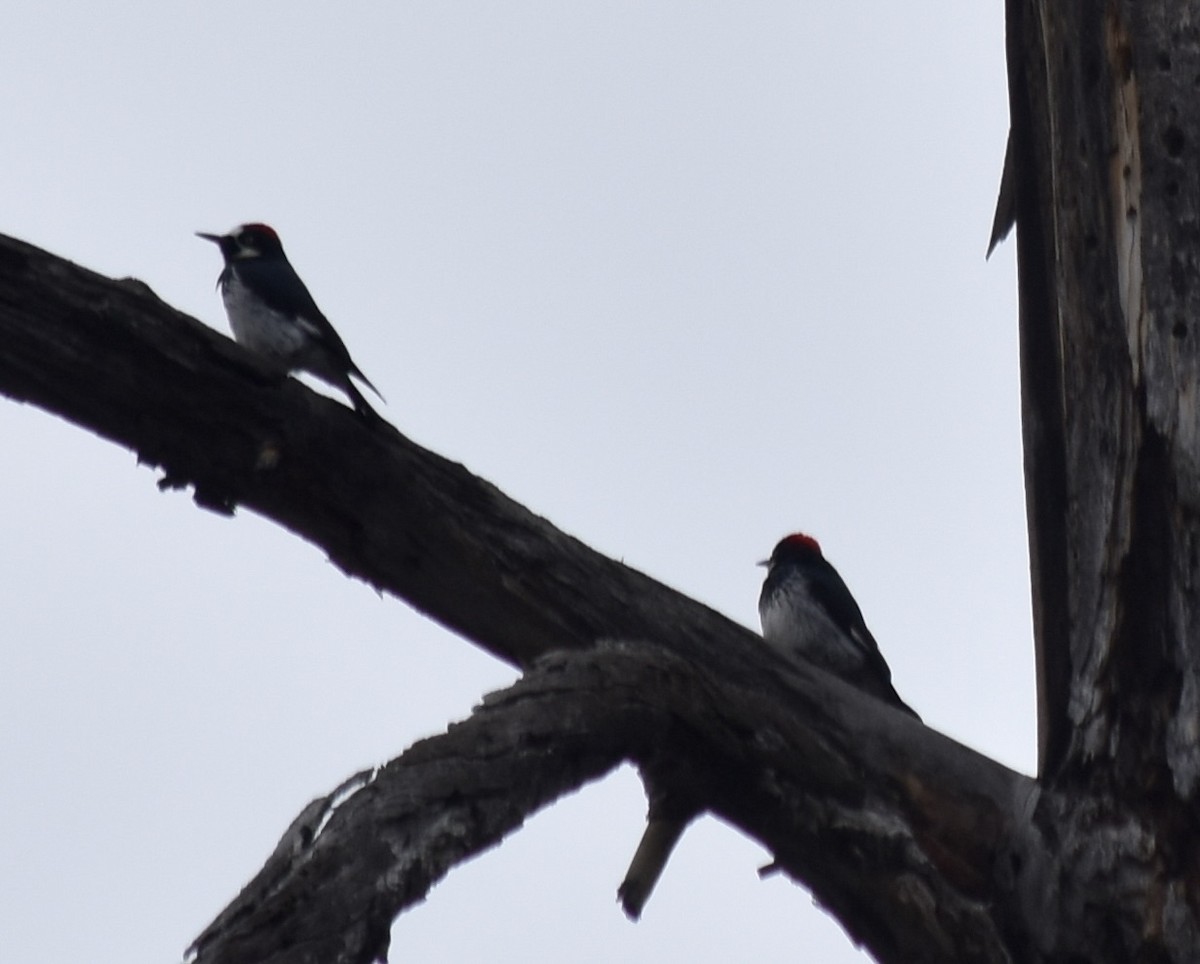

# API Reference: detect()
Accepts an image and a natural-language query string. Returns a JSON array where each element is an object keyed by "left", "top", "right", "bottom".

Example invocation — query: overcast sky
[{"left": 1, "top": 4, "right": 1023, "bottom": 962}]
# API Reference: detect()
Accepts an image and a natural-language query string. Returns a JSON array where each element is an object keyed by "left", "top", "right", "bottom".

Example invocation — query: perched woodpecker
[
  {"left": 618, "top": 532, "right": 917, "bottom": 921},
  {"left": 197, "top": 223, "right": 383, "bottom": 421},
  {"left": 758, "top": 532, "right": 917, "bottom": 717}
]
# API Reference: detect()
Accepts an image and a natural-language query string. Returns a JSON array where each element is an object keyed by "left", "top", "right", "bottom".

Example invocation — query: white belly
[
  {"left": 759, "top": 587, "right": 864, "bottom": 674},
  {"left": 221, "top": 278, "right": 311, "bottom": 361}
]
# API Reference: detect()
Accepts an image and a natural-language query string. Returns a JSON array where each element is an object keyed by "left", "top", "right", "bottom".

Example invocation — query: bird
[
  {"left": 197, "top": 223, "right": 383, "bottom": 421},
  {"left": 618, "top": 532, "right": 917, "bottom": 921},
  {"left": 758, "top": 532, "right": 917, "bottom": 717}
]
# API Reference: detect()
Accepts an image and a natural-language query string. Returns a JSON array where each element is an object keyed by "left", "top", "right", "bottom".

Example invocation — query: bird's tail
[
  {"left": 350, "top": 364, "right": 385, "bottom": 403},
  {"left": 343, "top": 377, "right": 385, "bottom": 426}
]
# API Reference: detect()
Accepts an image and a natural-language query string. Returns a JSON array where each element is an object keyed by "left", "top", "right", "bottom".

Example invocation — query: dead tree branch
[
  {"left": 186, "top": 643, "right": 1027, "bottom": 964},
  {"left": 0, "top": 233, "right": 1031, "bottom": 961}
]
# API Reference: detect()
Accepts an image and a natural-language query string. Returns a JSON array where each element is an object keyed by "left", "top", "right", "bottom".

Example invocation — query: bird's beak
[
  {"left": 757, "top": 558, "right": 770, "bottom": 568},
  {"left": 195, "top": 231, "right": 223, "bottom": 244}
]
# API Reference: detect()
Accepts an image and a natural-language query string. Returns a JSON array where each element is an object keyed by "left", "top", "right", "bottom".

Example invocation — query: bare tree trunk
[
  {"left": 2, "top": 3, "right": 1199, "bottom": 960},
  {"left": 1001, "top": 0, "right": 1200, "bottom": 957}
]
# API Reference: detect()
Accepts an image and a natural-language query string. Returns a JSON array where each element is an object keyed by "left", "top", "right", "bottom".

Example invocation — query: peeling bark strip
[{"left": 1106, "top": 11, "right": 1145, "bottom": 365}]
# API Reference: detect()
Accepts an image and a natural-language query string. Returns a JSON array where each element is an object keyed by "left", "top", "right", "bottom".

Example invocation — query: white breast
[
  {"left": 759, "top": 582, "right": 864, "bottom": 675},
  {"left": 221, "top": 276, "right": 309, "bottom": 361}
]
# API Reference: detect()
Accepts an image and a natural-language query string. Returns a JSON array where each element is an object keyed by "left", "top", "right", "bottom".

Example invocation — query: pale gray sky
[{"left": 1, "top": 4, "right": 1024, "bottom": 962}]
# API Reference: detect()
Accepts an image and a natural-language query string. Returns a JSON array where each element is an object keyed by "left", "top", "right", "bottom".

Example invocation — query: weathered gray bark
[
  {"left": 184, "top": 646, "right": 1023, "bottom": 964},
  {"left": 2, "top": 4, "right": 1200, "bottom": 959},
  {"left": 1012, "top": 0, "right": 1200, "bottom": 795},
  {"left": 1002, "top": 0, "right": 1200, "bottom": 957}
]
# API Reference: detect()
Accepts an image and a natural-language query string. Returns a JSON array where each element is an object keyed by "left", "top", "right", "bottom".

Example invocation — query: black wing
[{"left": 805, "top": 565, "right": 919, "bottom": 719}]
